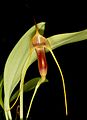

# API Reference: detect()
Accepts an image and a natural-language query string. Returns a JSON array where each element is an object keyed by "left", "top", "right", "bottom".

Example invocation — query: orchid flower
[{"left": 3, "top": 22, "right": 87, "bottom": 120}]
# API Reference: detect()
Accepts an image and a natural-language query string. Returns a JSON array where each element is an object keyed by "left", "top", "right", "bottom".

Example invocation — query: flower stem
[{"left": 20, "top": 82, "right": 23, "bottom": 119}]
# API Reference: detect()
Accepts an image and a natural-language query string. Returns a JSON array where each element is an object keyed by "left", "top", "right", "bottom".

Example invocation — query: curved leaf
[
  {"left": 4, "top": 22, "right": 45, "bottom": 119},
  {"left": 4, "top": 22, "right": 45, "bottom": 99},
  {"left": 47, "top": 29, "right": 87, "bottom": 50}
]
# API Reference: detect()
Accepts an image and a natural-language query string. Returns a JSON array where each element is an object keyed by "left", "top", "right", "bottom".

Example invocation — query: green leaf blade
[
  {"left": 48, "top": 29, "right": 87, "bottom": 50},
  {"left": 4, "top": 22, "right": 45, "bottom": 119},
  {"left": 4, "top": 22, "right": 45, "bottom": 98}
]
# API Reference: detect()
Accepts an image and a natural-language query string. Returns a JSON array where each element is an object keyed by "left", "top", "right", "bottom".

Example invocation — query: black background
[{"left": 0, "top": 0, "right": 87, "bottom": 120}]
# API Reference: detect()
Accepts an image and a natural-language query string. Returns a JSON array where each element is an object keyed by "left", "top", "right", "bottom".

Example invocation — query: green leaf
[
  {"left": 47, "top": 29, "right": 87, "bottom": 50},
  {"left": 4, "top": 22, "right": 45, "bottom": 98},
  {"left": 4, "top": 22, "right": 45, "bottom": 119},
  {"left": 10, "top": 77, "right": 48, "bottom": 102}
]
